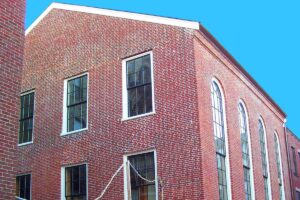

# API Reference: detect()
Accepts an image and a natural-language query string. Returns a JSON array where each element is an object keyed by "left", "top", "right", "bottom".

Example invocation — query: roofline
[
  {"left": 198, "top": 25, "right": 286, "bottom": 118},
  {"left": 25, "top": 2, "right": 200, "bottom": 35},
  {"left": 25, "top": 3, "right": 286, "bottom": 117},
  {"left": 287, "top": 128, "right": 300, "bottom": 142}
]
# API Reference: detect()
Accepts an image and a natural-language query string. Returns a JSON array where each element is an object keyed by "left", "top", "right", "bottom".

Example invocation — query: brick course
[
  {"left": 0, "top": 0, "right": 25, "bottom": 199},
  {"left": 18, "top": 6, "right": 292, "bottom": 200}
]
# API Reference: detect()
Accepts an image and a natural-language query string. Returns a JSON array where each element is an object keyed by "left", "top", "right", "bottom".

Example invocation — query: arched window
[
  {"left": 211, "top": 80, "right": 231, "bottom": 200},
  {"left": 258, "top": 119, "right": 272, "bottom": 200},
  {"left": 274, "top": 132, "right": 285, "bottom": 200},
  {"left": 238, "top": 102, "right": 255, "bottom": 200}
]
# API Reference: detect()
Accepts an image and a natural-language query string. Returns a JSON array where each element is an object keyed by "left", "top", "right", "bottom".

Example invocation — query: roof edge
[
  {"left": 198, "top": 25, "right": 286, "bottom": 118},
  {"left": 25, "top": 2, "right": 200, "bottom": 35},
  {"left": 25, "top": 3, "right": 286, "bottom": 118},
  {"left": 287, "top": 128, "right": 300, "bottom": 142}
]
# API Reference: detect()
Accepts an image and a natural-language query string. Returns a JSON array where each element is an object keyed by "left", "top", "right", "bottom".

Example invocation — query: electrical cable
[{"left": 94, "top": 163, "right": 124, "bottom": 200}]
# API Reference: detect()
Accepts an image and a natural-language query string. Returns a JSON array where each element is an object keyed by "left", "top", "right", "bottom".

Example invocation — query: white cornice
[{"left": 25, "top": 2, "right": 200, "bottom": 35}]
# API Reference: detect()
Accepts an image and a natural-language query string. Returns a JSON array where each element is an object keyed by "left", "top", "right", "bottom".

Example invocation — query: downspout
[{"left": 284, "top": 118, "right": 294, "bottom": 200}]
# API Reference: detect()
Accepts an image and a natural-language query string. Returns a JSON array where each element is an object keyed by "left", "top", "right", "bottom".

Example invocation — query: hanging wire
[
  {"left": 128, "top": 161, "right": 156, "bottom": 183},
  {"left": 94, "top": 160, "right": 162, "bottom": 200},
  {"left": 94, "top": 163, "right": 124, "bottom": 200}
]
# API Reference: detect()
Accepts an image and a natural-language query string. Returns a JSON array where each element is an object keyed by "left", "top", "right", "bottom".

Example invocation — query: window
[
  {"left": 292, "top": 147, "right": 298, "bottom": 176},
  {"left": 19, "top": 92, "right": 34, "bottom": 144},
  {"left": 64, "top": 164, "right": 87, "bottom": 200},
  {"left": 296, "top": 190, "right": 300, "bottom": 200},
  {"left": 274, "top": 133, "right": 285, "bottom": 200},
  {"left": 238, "top": 103, "right": 254, "bottom": 200},
  {"left": 258, "top": 119, "right": 271, "bottom": 200},
  {"left": 63, "top": 74, "right": 88, "bottom": 134},
  {"left": 16, "top": 174, "right": 31, "bottom": 200},
  {"left": 124, "top": 151, "right": 157, "bottom": 200},
  {"left": 211, "top": 80, "right": 231, "bottom": 200},
  {"left": 122, "top": 52, "right": 154, "bottom": 119}
]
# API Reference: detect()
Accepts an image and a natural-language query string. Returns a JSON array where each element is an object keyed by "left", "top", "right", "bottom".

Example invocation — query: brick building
[
  {"left": 287, "top": 128, "right": 300, "bottom": 199},
  {"left": 16, "top": 2, "right": 292, "bottom": 200},
  {"left": 0, "top": 0, "right": 25, "bottom": 199}
]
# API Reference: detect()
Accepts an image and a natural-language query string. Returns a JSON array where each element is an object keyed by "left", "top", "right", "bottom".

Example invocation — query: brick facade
[
  {"left": 287, "top": 129, "right": 300, "bottom": 199},
  {"left": 0, "top": 0, "right": 25, "bottom": 199},
  {"left": 18, "top": 4, "right": 292, "bottom": 200}
]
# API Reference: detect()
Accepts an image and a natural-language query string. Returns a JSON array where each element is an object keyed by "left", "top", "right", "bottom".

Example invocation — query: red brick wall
[
  {"left": 0, "top": 0, "right": 25, "bottom": 199},
  {"left": 194, "top": 31, "right": 291, "bottom": 200},
  {"left": 20, "top": 7, "right": 292, "bottom": 200},
  {"left": 287, "top": 129, "right": 300, "bottom": 198},
  {"left": 20, "top": 9, "right": 202, "bottom": 200}
]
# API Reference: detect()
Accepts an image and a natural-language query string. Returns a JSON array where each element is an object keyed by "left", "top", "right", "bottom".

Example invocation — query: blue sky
[{"left": 26, "top": 0, "right": 300, "bottom": 136}]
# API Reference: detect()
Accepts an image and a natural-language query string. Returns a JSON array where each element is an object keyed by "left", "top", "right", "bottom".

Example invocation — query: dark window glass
[
  {"left": 259, "top": 120, "right": 269, "bottom": 200},
  {"left": 274, "top": 134, "right": 284, "bottom": 200},
  {"left": 211, "top": 82, "right": 228, "bottom": 200},
  {"left": 65, "top": 164, "right": 87, "bottom": 200},
  {"left": 129, "top": 152, "right": 156, "bottom": 200},
  {"left": 296, "top": 191, "right": 300, "bottom": 200},
  {"left": 127, "top": 54, "right": 153, "bottom": 117},
  {"left": 19, "top": 92, "right": 34, "bottom": 144},
  {"left": 16, "top": 174, "right": 31, "bottom": 200},
  {"left": 292, "top": 147, "right": 298, "bottom": 176},
  {"left": 67, "top": 75, "right": 87, "bottom": 132},
  {"left": 238, "top": 103, "right": 252, "bottom": 200}
]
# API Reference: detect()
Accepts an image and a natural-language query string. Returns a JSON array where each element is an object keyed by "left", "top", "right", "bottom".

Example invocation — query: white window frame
[
  {"left": 259, "top": 117, "right": 273, "bottom": 200},
  {"left": 123, "top": 149, "right": 158, "bottom": 200},
  {"left": 61, "top": 73, "right": 89, "bottom": 136},
  {"left": 16, "top": 173, "right": 32, "bottom": 200},
  {"left": 18, "top": 90, "right": 35, "bottom": 146},
  {"left": 238, "top": 100, "right": 256, "bottom": 200},
  {"left": 122, "top": 51, "right": 155, "bottom": 121},
  {"left": 61, "top": 163, "right": 88, "bottom": 200},
  {"left": 274, "top": 131, "right": 286, "bottom": 200},
  {"left": 211, "top": 78, "right": 232, "bottom": 200}
]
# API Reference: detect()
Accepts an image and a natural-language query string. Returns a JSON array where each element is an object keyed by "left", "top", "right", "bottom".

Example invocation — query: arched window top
[
  {"left": 239, "top": 101, "right": 255, "bottom": 200},
  {"left": 258, "top": 117, "right": 272, "bottom": 200},
  {"left": 258, "top": 118, "right": 266, "bottom": 141},
  {"left": 211, "top": 81, "right": 223, "bottom": 109},
  {"left": 210, "top": 79, "right": 231, "bottom": 200},
  {"left": 274, "top": 131, "right": 285, "bottom": 200},
  {"left": 274, "top": 131, "right": 281, "bottom": 144},
  {"left": 238, "top": 103, "right": 247, "bottom": 134},
  {"left": 211, "top": 80, "right": 225, "bottom": 141}
]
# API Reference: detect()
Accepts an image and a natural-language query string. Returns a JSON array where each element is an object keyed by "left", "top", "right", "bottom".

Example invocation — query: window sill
[
  {"left": 122, "top": 112, "right": 156, "bottom": 122},
  {"left": 61, "top": 128, "right": 88, "bottom": 136},
  {"left": 18, "top": 141, "right": 33, "bottom": 147}
]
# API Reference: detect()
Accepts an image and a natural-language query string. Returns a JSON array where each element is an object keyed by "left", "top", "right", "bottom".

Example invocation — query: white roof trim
[{"left": 25, "top": 2, "right": 200, "bottom": 35}]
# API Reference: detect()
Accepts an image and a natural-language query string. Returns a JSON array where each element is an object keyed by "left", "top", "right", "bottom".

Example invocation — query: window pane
[
  {"left": 274, "top": 134, "right": 284, "bottom": 200},
  {"left": 72, "top": 166, "right": 79, "bottom": 194},
  {"left": 126, "top": 54, "right": 153, "bottom": 118},
  {"left": 145, "top": 85, "right": 153, "bottom": 113},
  {"left": 128, "top": 152, "right": 156, "bottom": 200},
  {"left": 128, "top": 89, "right": 137, "bottom": 117},
  {"left": 19, "top": 92, "right": 34, "bottom": 144},
  {"left": 259, "top": 120, "right": 270, "bottom": 200},
  {"left": 65, "top": 165, "right": 87, "bottom": 199},
  {"left": 67, "top": 95, "right": 87, "bottom": 132},
  {"left": 66, "top": 168, "right": 72, "bottom": 196},
  {"left": 136, "top": 86, "right": 145, "bottom": 115},
  {"left": 211, "top": 82, "right": 228, "bottom": 200},
  {"left": 142, "top": 55, "right": 151, "bottom": 84},
  {"left": 16, "top": 175, "right": 31, "bottom": 199},
  {"left": 67, "top": 75, "right": 87, "bottom": 106}
]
